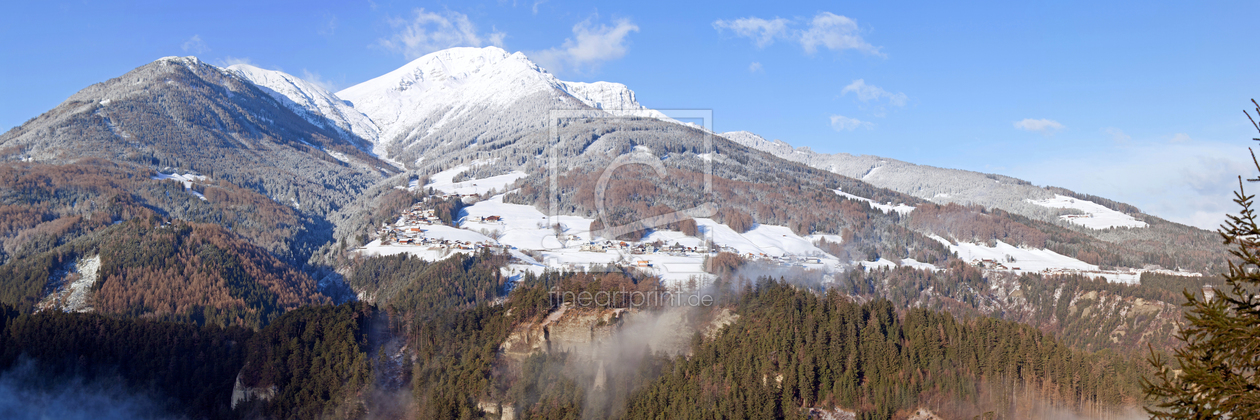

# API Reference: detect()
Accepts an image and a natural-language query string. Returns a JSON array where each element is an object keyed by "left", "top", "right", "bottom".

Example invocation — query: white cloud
[
  {"left": 532, "top": 0, "right": 548, "bottom": 15},
  {"left": 713, "top": 12, "right": 882, "bottom": 57},
  {"left": 830, "top": 115, "right": 873, "bottom": 131},
  {"left": 1104, "top": 127, "right": 1130, "bottom": 144},
  {"left": 800, "top": 12, "right": 883, "bottom": 56},
  {"left": 748, "top": 62, "right": 763, "bottom": 73},
  {"left": 841, "top": 79, "right": 906, "bottom": 107},
  {"left": 377, "top": 9, "right": 506, "bottom": 60},
  {"left": 1011, "top": 140, "right": 1251, "bottom": 230},
  {"left": 301, "top": 69, "right": 337, "bottom": 92},
  {"left": 1014, "top": 118, "right": 1065, "bottom": 135},
  {"left": 181, "top": 35, "right": 209, "bottom": 54},
  {"left": 1171, "top": 133, "right": 1192, "bottom": 143},
  {"left": 319, "top": 14, "right": 338, "bottom": 36},
  {"left": 713, "top": 17, "right": 790, "bottom": 48},
  {"left": 218, "top": 56, "right": 254, "bottom": 67},
  {"left": 530, "top": 18, "right": 639, "bottom": 73}
]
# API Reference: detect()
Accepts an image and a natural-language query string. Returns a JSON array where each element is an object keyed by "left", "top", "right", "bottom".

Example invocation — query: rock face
[
  {"left": 230, "top": 372, "right": 278, "bottom": 409},
  {"left": 35, "top": 255, "right": 100, "bottom": 313},
  {"left": 807, "top": 407, "right": 858, "bottom": 420},
  {"left": 500, "top": 303, "right": 626, "bottom": 358}
]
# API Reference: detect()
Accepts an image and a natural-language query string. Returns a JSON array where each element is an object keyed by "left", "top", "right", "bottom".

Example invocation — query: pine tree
[{"left": 1143, "top": 100, "right": 1260, "bottom": 418}]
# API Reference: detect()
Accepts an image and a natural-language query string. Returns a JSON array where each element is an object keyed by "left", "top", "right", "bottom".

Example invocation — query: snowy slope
[
  {"left": 833, "top": 189, "right": 915, "bottom": 215},
  {"left": 337, "top": 46, "right": 671, "bottom": 158},
  {"left": 1027, "top": 195, "right": 1148, "bottom": 229},
  {"left": 721, "top": 130, "right": 1074, "bottom": 222},
  {"left": 415, "top": 164, "right": 528, "bottom": 196},
  {"left": 226, "top": 64, "right": 380, "bottom": 144},
  {"left": 950, "top": 240, "right": 1099, "bottom": 272},
  {"left": 926, "top": 234, "right": 1098, "bottom": 272},
  {"left": 562, "top": 81, "right": 672, "bottom": 120},
  {"left": 153, "top": 172, "right": 208, "bottom": 201}
]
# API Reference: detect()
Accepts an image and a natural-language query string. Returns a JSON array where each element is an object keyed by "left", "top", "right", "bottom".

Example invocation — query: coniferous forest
[{"left": 0, "top": 16, "right": 1253, "bottom": 419}]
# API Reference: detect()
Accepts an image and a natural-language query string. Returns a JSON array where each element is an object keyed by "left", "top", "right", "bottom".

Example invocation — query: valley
[{"left": 0, "top": 44, "right": 1233, "bottom": 420}]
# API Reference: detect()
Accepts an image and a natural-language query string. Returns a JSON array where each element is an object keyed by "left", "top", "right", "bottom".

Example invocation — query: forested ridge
[
  {"left": 0, "top": 244, "right": 1176, "bottom": 419},
  {"left": 0, "top": 301, "right": 377, "bottom": 420},
  {"left": 0, "top": 50, "right": 1231, "bottom": 420},
  {"left": 0, "top": 303, "right": 252, "bottom": 419},
  {"left": 0, "top": 212, "right": 327, "bottom": 328},
  {"left": 622, "top": 280, "right": 1149, "bottom": 420},
  {"left": 237, "top": 303, "right": 375, "bottom": 419}
]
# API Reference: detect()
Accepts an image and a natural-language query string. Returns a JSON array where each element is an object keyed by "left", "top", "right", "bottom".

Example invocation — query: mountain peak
[{"left": 337, "top": 46, "right": 669, "bottom": 163}]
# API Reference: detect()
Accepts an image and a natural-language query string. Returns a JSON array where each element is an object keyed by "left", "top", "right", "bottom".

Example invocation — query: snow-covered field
[
  {"left": 860, "top": 258, "right": 898, "bottom": 270},
  {"left": 153, "top": 172, "right": 208, "bottom": 200},
  {"left": 461, "top": 193, "right": 590, "bottom": 249},
  {"left": 925, "top": 233, "right": 1202, "bottom": 284},
  {"left": 1027, "top": 194, "right": 1148, "bottom": 229},
  {"left": 833, "top": 189, "right": 915, "bottom": 215},
  {"left": 900, "top": 258, "right": 941, "bottom": 271},
  {"left": 413, "top": 164, "right": 528, "bottom": 196},
  {"left": 951, "top": 240, "right": 1098, "bottom": 272},
  {"left": 360, "top": 186, "right": 887, "bottom": 286}
]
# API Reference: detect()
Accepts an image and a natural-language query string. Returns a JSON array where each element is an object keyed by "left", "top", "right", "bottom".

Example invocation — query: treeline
[
  {"left": 346, "top": 250, "right": 510, "bottom": 314},
  {"left": 237, "top": 303, "right": 375, "bottom": 419},
  {"left": 1138, "top": 271, "right": 1225, "bottom": 304},
  {"left": 0, "top": 301, "right": 377, "bottom": 420},
  {"left": 825, "top": 263, "right": 1188, "bottom": 354},
  {"left": 341, "top": 250, "right": 654, "bottom": 419},
  {"left": 622, "top": 279, "right": 1149, "bottom": 420},
  {"left": 0, "top": 303, "right": 252, "bottom": 420}
]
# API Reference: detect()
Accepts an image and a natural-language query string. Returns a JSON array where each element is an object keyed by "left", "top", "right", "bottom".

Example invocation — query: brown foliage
[
  {"left": 91, "top": 220, "right": 327, "bottom": 326},
  {"left": 717, "top": 208, "right": 755, "bottom": 233},
  {"left": 908, "top": 203, "right": 1049, "bottom": 248},
  {"left": 705, "top": 252, "right": 746, "bottom": 276}
]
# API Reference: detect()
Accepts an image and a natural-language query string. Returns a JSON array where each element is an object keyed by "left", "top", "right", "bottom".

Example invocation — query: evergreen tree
[{"left": 1143, "top": 100, "right": 1260, "bottom": 418}]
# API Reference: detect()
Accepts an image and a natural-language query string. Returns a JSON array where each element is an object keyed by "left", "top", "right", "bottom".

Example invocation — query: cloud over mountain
[
  {"left": 377, "top": 9, "right": 506, "bottom": 60},
  {"left": 530, "top": 17, "right": 639, "bottom": 73}
]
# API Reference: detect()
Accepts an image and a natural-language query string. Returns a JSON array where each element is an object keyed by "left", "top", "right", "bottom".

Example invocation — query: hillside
[
  {"left": 0, "top": 44, "right": 1232, "bottom": 419},
  {"left": 0, "top": 56, "right": 400, "bottom": 265}
]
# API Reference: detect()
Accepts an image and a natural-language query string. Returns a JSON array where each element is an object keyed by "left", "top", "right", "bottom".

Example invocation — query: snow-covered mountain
[
  {"left": 337, "top": 46, "right": 669, "bottom": 165},
  {"left": 226, "top": 64, "right": 380, "bottom": 147},
  {"left": 720, "top": 130, "right": 1140, "bottom": 227}
]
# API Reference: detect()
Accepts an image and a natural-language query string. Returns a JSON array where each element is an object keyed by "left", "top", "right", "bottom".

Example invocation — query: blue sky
[{"left": 2, "top": 0, "right": 1257, "bottom": 229}]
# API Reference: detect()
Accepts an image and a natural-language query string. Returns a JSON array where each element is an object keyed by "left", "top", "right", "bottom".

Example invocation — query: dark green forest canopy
[{"left": 620, "top": 280, "right": 1150, "bottom": 420}]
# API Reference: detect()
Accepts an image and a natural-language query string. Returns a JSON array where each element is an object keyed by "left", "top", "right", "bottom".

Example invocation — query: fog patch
[
  {"left": 500, "top": 297, "right": 715, "bottom": 419},
  {"left": 0, "top": 358, "right": 184, "bottom": 420}
]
